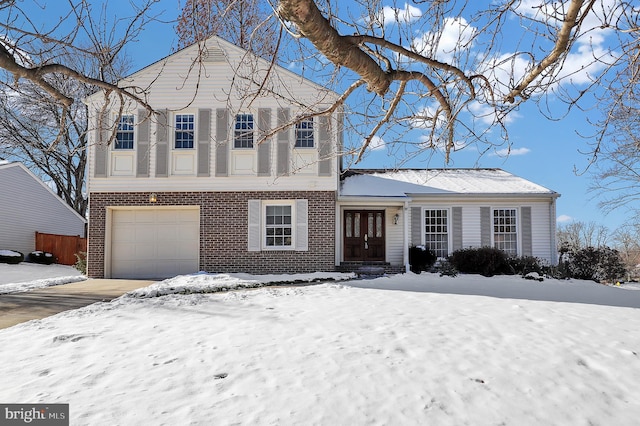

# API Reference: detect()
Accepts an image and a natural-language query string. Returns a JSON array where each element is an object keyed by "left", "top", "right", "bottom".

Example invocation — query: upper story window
[
  {"left": 424, "top": 209, "right": 449, "bottom": 258},
  {"left": 234, "top": 114, "right": 254, "bottom": 148},
  {"left": 175, "top": 114, "right": 195, "bottom": 149},
  {"left": 114, "top": 115, "right": 134, "bottom": 150},
  {"left": 494, "top": 208, "right": 518, "bottom": 256},
  {"left": 295, "top": 118, "right": 314, "bottom": 148}
]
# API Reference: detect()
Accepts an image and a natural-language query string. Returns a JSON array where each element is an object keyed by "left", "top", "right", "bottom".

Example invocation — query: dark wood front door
[{"left": 344, "top": 210, "right": 385, "bottom": 261}]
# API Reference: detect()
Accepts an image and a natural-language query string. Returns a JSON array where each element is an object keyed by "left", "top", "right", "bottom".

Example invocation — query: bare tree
[
  {"left": 589, "top": 50, "right": 640, "bottom": 215},
  {"left": 557, "top": 221, "right": 610, "bottom": 251},
  {"left": 0, "top": 0, "right": 158, "bottom": 138},
  {"left": 611, "top": 224, "right": 640, "bottom": 280},
  {"left": 176, "top": 0, "right": 279, "bottom": 60},
  {"left": 0, "top": 0, "right": 638, "bottom": 168}
]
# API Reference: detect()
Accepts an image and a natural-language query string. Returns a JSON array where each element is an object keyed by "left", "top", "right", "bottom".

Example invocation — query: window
[
  {"left": 295, "top": 118, "right": 314, "bottom": 148},
  {"left": 265, "top": 205, "right": 292, "bottom": 247},
  {"left": 494, "top": 208, "right": 518, "bottom": 256},
  {"left": 234, "top": 114, "right": 254, "bottom": 148},
  {"left": 115, "top": 115, "right": 134, "bottom": 150},
  {"left": 424, "top": 209, "right": 449, "bottom": 258},
  {"left": 175, "top": 114, "right": 194, "bottom": 149}
]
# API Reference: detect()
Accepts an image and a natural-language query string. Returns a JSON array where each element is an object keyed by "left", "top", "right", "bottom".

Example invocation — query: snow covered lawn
[
  {"left": 1, "top": 273, "right": 640, "bottom": 425},
  {"left": 0, "top": 262, "right": 85, "bottom": 294}
]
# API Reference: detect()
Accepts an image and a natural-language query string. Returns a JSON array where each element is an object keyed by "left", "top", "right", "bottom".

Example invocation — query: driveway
[{"left": 0, "top": 279, "right": 155, "bottom": 329}]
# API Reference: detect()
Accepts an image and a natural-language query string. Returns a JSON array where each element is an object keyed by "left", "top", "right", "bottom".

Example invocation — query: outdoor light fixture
[
  {"left": 149, "top": 193, "right": 157, "bottom": 203},
  {"left": 393, "top": 213, "right": 400, "bottom": 225}
]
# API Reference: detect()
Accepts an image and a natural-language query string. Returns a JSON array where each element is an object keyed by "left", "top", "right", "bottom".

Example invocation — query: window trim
[
  {"left": 262, "top": 200, "right": 296, "bottom": 250},
  {"left": 492, "top": 207, "right": 519, "bottom": 256},
  {"left": 113, "top": 114, "right": 135, "bottom": 150},
  {"left": 294, "top": 117, "right": 315, "bottom": 149},
  {"left": 174, "top": 113, "right": 195, "bottom": 150},
  {"left": 234, "top": 113, "right": 255, "bottom": 149},
  {"left": 422, "top": 207, "right": 451, "bottom": 258}
]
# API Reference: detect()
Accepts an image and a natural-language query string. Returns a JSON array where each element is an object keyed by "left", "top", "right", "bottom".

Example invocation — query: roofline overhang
[{"left": 338, "top": 192, "right": 560, "bottom": 202}]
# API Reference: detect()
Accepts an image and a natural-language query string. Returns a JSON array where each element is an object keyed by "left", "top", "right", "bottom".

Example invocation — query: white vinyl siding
[{"left": 0, "top": 163, "right": 86, "bottom": 256}]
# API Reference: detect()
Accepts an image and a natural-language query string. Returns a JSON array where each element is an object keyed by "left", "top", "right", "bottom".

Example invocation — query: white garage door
[{"left": 110, "top": 208, "right": 199, "bottom": 279}]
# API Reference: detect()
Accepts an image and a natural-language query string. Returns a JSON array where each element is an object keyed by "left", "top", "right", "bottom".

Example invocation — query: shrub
[
  {"left": 409, "top": 246, "right": 437, "bottom": 273},
  {"left": 507, "top": 256, "right": 543, "bottom": 276},
  {"left": 29, "top": 251, "right": 56, "bottom": 265},
  {"left": 436, "top": 260, "right": 458, "bottom": 277},
  {"left": 0, "top": 250, "right": 24, "bottom": 264},
  {"left": 565, "top": 246, "right": 626, "bottom": 283},
  {"left": 448, "top": 247, "right": 512, "bottom": 277},
  {"left": 74, "top": 251, "right": 87, "bottom": 274}
]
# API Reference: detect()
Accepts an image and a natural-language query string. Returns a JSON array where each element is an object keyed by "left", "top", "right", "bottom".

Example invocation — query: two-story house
[{"left": 86, "top": 36, "right": 559, "bottom": 279}]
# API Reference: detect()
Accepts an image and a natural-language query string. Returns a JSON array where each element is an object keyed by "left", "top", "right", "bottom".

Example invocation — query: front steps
[{"left": 338, "top": 261, "right": 405, "bottom": 276}]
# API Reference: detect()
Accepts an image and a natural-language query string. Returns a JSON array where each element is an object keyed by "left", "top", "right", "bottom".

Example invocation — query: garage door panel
[{"left": 110, "top": 208, "right": 199, "bottom": 279}]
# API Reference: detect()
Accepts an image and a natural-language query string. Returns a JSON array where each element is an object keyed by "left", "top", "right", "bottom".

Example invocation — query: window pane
[
  {"left": 234, "top": 114, "right": 254, "bottom": 148},
  {"left": 424, "top": 209, "right": 448, "bottom": 258},
  {"left": 115, "top": 115, "right": 135, "bottom": 149},
  {"left": 295, "top": 118, "right": 314, "bottom": 148},
  {"left": 265, "top": 204, "right": 292, "bottom": 247},
  {"left": 346, "top": 213, "right": 352, "bottom": 238},
  {"left": 175, "top": 114, "right": 194, "bottom": 149},
  {"left": 493, "top": 208, "right": 517, "bottom": 256}
]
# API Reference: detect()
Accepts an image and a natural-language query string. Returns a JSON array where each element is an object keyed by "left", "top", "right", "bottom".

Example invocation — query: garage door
[{"left": 110, "top": 208, "right": 199, "bottom": 279}]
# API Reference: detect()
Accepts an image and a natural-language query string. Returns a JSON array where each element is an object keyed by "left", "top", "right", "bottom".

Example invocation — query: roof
[{"left": 340, "top": 168, "right": 559, "bottom": 198}]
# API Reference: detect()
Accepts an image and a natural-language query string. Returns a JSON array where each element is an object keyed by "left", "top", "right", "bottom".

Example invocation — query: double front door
[{"left": 344, "top": 210, "right": 385, "bottom": 261}]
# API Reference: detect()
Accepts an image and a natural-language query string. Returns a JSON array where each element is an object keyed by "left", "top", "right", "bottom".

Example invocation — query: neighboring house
[
  {"left": 85, "top": 36, "right": 559, "bottom": 279},
  {"left": 0, "top": 162, "right": 86, "bottom": 256}
]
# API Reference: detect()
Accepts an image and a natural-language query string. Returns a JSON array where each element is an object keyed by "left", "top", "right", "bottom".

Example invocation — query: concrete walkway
[{"left": 0, "top": 279, "right": 155, "bottom": 329}]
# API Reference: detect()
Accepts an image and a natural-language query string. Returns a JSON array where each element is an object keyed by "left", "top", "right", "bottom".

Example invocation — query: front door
[{"left": 344, "top": 210, "right": 385, "bottom": 261}]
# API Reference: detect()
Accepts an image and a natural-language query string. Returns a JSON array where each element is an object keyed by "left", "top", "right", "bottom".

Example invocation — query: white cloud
[
  {"left": 375, "top": 3, "right": 423, "bottom": 26},
  {"left": 365, "top": 135, "right": 386, "bottom": 151},
  {"left": 412, "top": 17, "right": 476, "bottom": 63},
  {"left": 418, "top": 134, "right": 466, "bottom": 151},
  {"left": 467, "top": 101, "right": 522, "bottom": 126},
  {"left": 490, "top": 147, "right": 531, "bottom": 157},
  {"left": 557, "top": 214, "right": 574, "bottom": 223}
]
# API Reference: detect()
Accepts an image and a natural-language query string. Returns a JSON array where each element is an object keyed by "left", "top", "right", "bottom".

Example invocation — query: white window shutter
[
  {"left": 295, "top": 199, "right": 309, "bottom": 251},
  {"left": 248, "top": 200, "right": 261, "bottom": 251}
]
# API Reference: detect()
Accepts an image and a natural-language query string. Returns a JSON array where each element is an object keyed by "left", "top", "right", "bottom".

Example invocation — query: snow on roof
[{"left": 340, "top": 169, "right": 558, "bottom": 197}]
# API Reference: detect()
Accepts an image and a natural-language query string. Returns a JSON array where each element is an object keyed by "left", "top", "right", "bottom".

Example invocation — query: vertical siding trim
[
  {"left": 248, "top": 200, "right": 261, "bottom": 251},
  {"left": 94, "top": 110, "right": 108, "bottom": 178},
  {"left": 215, "top": 108, "right": 229, "bottom": 177},
  {"left": 521, "top": 206, "right": 532, "bottom": 257},
  {"left": 317, "top": 115, "right": 331, "bottom": 176},
  {"left": 410, "top": 207, "right": 422, "bottom": 246},
  {"left": 136, "top": 109, "right": 150, "bottom": 177},
  {"left": 155, "top": 109, "right": 169, "bottom": 178},
  {"left": 197, "top": 108, "right": 211, "bottom": 177},
  {"left": 277, "top": 108, "right": 290, "bottom": 176},
  {"left": 295, "top": 199, "right": 309, "bottom": 251},
  {"left": 452, "top": 207, "right": 463, "bottom": 252},
  {"left": 257, "top": 108, "right": 271, "bottom": 176},
  {"left": 480, "top": 207, "right": 491, "bottom": 247}
]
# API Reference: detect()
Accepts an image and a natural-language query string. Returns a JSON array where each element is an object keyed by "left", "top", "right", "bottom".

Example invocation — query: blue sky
[{"left": 15, "top": 0, "right": 637, "bottom": 233}]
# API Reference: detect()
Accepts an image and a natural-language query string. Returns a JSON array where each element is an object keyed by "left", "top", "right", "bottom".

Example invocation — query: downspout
[
  {"left": 550, "top": 197, "right": 558, "bottom": 265},
  {"left": 403, "top": 200, "right": 410, "bottom": 273}
]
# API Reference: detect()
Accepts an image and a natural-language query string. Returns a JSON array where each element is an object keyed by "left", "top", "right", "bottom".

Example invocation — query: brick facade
[{"left": 87, "top": 191, "right": 336, "bottom": 278}]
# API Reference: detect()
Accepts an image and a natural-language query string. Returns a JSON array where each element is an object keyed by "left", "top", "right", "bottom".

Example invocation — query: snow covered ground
[
  {"left": 0, "top": 262, "right": 85, "bottom": 294},
  {"left": 1, "top": 271, "right": 640, "bottom": 425}
]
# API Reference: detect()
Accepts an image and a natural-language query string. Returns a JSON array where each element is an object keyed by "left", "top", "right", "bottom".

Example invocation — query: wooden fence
[{"left": 35, "top": 232, "right": 87, "bottom": 266}]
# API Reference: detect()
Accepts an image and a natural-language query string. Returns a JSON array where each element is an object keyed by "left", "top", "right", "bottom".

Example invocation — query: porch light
[
  {"left": 393, "top": 213, "right": 400, "bottom": 225},
  {"left": 149, "top": 193, "right": 157, "bottom": 203}
]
